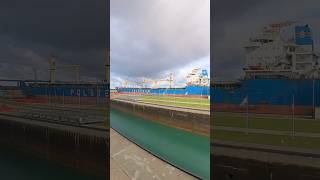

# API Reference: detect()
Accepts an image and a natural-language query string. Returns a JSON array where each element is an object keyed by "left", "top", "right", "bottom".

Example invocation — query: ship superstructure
[
  {"left": 244, "top": 21, "right": 319, "bottom": 79},
  {"left": 186, "top": 68, "right": 209, "bottom": 86}
]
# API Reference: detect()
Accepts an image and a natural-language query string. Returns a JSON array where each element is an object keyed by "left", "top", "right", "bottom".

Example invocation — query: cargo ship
[
  {"left": 0, "top": 81, "right": 109, "bottom": 107},
  {"left": 115, "top": 68, "right": 210, "bottom": 98},
  {"left": 17, "top": 80, "right": 109, "bottom": 105},
  {"left": 0, "top": 51, "right": 110, "bottom": 106},
  {"left": 212, "top": 21, "right": 320, "bottom": 116}
]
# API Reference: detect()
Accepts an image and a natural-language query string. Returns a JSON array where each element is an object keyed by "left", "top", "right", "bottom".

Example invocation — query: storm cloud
[
  {"left": 212, "top": 0, "right": 320, "bottom": 80},
  {"left": 110, "top": 0, "right": 210, "bottom": 87},
  {"left": 0, "top": 0, "right": 108, "bottom": 81}
]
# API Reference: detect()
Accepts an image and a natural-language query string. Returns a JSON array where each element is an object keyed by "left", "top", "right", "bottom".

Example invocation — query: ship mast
[
  {"left": 104, "top": 48, "right": 110, "bottom": 83},
  {"left": 48, "top": 55, "right": 56, "bottom": 83},
  {"left": 48, "top": 55, "right": 81, "bottom": 83}
]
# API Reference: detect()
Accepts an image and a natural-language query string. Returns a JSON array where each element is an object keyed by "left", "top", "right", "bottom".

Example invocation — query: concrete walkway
[
  {"left": 212, "top": 140, "right": 320, "bottom": 169},
  {"left": 110, "top": 128, "right": 197, "bottom": 180}
]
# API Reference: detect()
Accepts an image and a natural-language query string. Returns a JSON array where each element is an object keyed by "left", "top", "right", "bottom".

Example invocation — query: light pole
[
  {"left": 246, "top": 93, "right": 249, "bottom": 135},
  {"left": 313, "top": 79, "right": 315, "bottom": 119},
  {"left": 292, "top": 93, "right": 295, "bottom": 138},
  {"left": 62, "top": 90, "right": 65, "bottom": 107}
]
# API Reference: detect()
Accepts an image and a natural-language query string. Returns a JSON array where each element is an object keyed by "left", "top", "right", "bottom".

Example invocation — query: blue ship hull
[
  {"left": 19, "top": 81, "right": 110, "bottom": 98},
  {"left": 116, "top": 85, "right": 210, "bottom": 96},
  {"left": 212, "top": 79, "right": 320, "bottom": 116},
  {"left": 212, "top": 79, "right": 319, "bottom": 106}
]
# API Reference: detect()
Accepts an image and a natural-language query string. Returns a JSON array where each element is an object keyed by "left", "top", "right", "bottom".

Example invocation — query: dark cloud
[
  {"left": 111, "top": 0, "right": 210, "bottom": 83},
  {"left": 0, "top": 0, "right": 108, "bottom": 81}
]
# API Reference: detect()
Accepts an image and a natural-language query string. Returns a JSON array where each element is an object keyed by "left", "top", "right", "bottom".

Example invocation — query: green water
[
  {"left": 0, "top": 147, "right": 104, "bottom": 180},
  {"left": 110, "top": 108, "right": 210, "bottom": 179}
]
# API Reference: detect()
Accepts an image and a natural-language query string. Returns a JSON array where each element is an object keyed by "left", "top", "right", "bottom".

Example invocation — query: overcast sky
[
  {"left": 110, "top": 0, "right": 210, "bottom": 88},
  {"left": 212, "top": 0, "right": 320, "bottom": 80},
  {"left": 0, "top": 0, "right": 108, "bottom": 82}
]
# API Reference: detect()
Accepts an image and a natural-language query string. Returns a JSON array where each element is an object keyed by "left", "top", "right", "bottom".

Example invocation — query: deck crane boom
[{"left": 48, "top": 55, "right": 80, "bottom": 83}]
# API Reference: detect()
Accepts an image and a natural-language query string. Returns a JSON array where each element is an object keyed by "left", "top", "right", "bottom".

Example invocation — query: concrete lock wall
[
  {"left": 0, "top": 117, "right": 109, "bottom": 178},
  {"left": 111, "top": 100, "right": 210, "bottom": 136}
]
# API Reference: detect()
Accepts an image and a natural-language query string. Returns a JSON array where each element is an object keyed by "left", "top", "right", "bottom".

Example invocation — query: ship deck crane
[
  {"left": 160, "top": 73, "right": 174, "bottom": 88},
  {"left": 48, "top": 55, "right": 80, "bottom": 83},
  {"left": 142, "top": 73, "right": 174, "bottom": 89},
  {"left": 142, "top": 78, "right": 157, "bottom": 88},
  {"left": 122, "top": 80, "right": 142, "bottom": 88}
]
